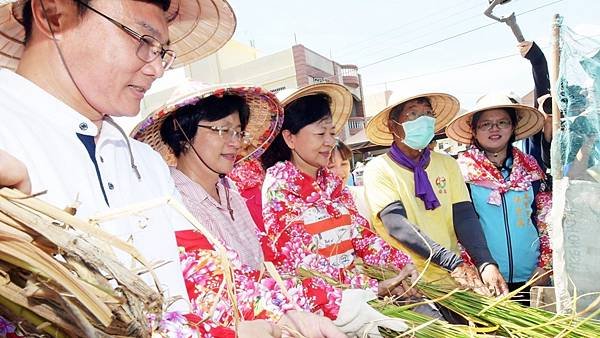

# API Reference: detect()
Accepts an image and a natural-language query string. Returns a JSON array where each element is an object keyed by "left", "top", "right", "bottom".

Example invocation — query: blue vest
[{"left": 469, "top": 160, "right": 540, "bottom": 283}]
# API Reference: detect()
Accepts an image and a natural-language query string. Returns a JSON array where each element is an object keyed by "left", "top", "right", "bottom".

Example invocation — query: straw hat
[
  {"left": 131, "top": 81, "right": 284, "bottom": 166},
  {"left": 0, "top": 0, "right": 236, "bottom": 70},
  {"left": 276, "top": 83, "right": 353, "bottom": 135},
  {"left": 365, "top": 92, "right": 460, "bottom": 146},
  {"left": 446, "top": 92, "right": 546, "bottom": 144}
]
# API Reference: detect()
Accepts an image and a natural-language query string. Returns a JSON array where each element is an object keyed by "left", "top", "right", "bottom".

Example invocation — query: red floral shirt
[
  {"left": 228, "top": 159, "right": 274, "bottom": 260},
  {"left": 262, "top": 161, "right": 411, "bottom": 292},
  {"left": 162, "top": 229, "right": 343, "bottom": 338}
]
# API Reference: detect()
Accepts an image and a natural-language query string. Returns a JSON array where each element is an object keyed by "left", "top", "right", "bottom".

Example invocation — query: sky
[{"left": 149, "top": 0, "right": 600, "bottom": 116}]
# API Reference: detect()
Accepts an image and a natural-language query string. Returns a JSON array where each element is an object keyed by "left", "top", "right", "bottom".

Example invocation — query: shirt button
[
  {"left": 107, "top": 182, "right": 114, "bottom": 190},
  {"left": 99, "top": 156, "right": 104, "bottom": 163},
  {"left": 79, "top": 122, "right": 88, "bottom": 131}
]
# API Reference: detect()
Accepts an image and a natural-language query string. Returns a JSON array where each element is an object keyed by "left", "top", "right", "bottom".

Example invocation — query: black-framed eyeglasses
[
  {"left": 76, "top": 0, "right": 176, "bottom": 71},
  {"left": 476, "top": 120, "right": 513, "bottom": 131},
  {"left": 197, "top": 125, "right": 252, "bottom": 144}
]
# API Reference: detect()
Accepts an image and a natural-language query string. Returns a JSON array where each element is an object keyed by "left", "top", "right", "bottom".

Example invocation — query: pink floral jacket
[
  {"left": 156, "top": 228, "right": 344, "bottom": 338},
  {"left": 262, "top": 161, "right": 411, "bottom": 294}
]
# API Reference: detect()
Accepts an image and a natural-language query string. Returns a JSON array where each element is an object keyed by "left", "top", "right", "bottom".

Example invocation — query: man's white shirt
[{"left": 0, "top": 69, "right": 189, "bottom": 311}]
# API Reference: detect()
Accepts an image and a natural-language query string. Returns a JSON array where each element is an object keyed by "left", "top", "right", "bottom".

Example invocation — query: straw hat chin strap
[
  {"left": 291, "top": 148, "right": 323, "bottom": 173},
  {"left": 173, "top": 119, "right": 235, "bottom": 220},
  {"left": 104, "top": 116, "right": 142, "bottom": 181},
  {"left": 40, "top": 0, "right": 141, "bottom": 182},
  {"left": 40, "top": 0, "right": 105, "bottom": 123}
]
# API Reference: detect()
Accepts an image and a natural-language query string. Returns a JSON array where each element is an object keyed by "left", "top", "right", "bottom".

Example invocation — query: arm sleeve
[
  {"left": 524, "top": 41, "right": 551, "bottom": 103},
  {"left": 524, "top": 42, "right": 552, "bottom": 169},
  {"left": 379, "top": 201, "right": 463, "bottom": 271},
  {"left": 541, "top": 135, "right": 552, "bottom": 169},
  {"left": 452, "top": 201, "right": 497, "bottom": 268}
]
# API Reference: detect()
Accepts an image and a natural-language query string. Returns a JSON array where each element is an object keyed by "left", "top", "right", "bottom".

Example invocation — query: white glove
[{"left": 333, "top": 289, "right": 408, "bottom": 337}]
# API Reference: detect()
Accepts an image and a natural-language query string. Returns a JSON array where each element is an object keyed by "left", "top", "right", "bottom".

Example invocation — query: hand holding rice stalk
[
  {"left": 297, "top": 267, "right": 492, "bottom": 338},
  {"left": 359, "top": 261, "right": 600, "bottom": 338}
]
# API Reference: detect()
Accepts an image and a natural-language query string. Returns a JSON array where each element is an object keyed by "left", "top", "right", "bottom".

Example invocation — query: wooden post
[{"left": 550, "top": 14, "right": 562, "bottom": 180}]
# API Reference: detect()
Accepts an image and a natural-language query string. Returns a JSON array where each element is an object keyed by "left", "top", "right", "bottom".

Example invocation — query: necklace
[{"left": 484, "top": 150, "right": 504, "bottom": 167}]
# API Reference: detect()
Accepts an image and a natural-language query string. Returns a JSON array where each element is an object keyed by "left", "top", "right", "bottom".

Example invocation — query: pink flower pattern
[
  {"left": 458, "top": 147, "right": 552, "bottom": 271},
  {"left": 458, "top": 147, "right": 545, "bottom": 206},
  {"left": 262, "top": 161, "right": 412, "bottom": 293},
  {"left": 161, "top": 229, "right": 344, "bottom": 337}
]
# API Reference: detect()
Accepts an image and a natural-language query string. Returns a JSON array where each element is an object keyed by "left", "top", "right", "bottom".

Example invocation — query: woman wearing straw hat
[
  {"left": 260, "top": 83, "right": 417, "bottom": 336},
  {"left": 362, "top": 92, "right": 509, "bottom": 300},
  {"left": 132, "top": 81, "right": 349, "bottom": 338},
  {"left": 446, "top": 92, "right": 552, "bottom": 301}
]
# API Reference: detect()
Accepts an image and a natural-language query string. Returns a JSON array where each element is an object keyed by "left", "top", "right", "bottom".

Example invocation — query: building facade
[{"left": 129, "top": 42, "right": 367, "bottom": 140}]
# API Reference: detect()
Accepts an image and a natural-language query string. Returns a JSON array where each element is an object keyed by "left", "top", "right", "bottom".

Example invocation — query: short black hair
[
  {"left": 389, "top": 97, "right": 432, "bottom": 122},
  {"left": 160, "top": 94, "right": 250, "bottom": 157},
  {"left": 261, "top": 94, "right": 332, "bottom": 170},
  {"left": 22, "top": 0, "right": 171, "bottom": 43},
  {"left": 470, "top": 107, "right": 518, "bottom": 150}
]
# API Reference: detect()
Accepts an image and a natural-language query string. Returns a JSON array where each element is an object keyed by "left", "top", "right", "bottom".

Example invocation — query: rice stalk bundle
[
  {"left": 297, "top": 267, "right": 491, "bottom": 338},
  {"left": 359, "top": 261, "right": 600, "bottom": 338},
  {"left": 0, "top": 188, "right": 164, "bottom": 337},
  {"left": 372, "top": 299, "right": 494, "bottom": 338}
]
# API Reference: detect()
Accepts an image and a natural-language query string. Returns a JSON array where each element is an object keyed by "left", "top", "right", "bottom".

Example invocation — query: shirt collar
[
  {"left": 1, "top": 70, "right": 103, "bottom": 137},
  {"left": 278, "top": 161, "right": 344, "bottom": 200},
  {"left": 170, "top": 167, "right": 228, "bottom": 208}
]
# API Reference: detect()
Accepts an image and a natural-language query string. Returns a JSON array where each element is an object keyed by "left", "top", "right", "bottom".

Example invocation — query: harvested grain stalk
[
  {"left": 0, "top": 188, "right": 164, "bottom": 337},
  {"left": 359, "top": 261, "right": 600, "bottom": 338}
]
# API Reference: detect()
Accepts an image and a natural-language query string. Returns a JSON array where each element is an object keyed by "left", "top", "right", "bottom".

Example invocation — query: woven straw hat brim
[
  {"left": 365, "top": 93, "right": 460, "bottom": 146},
  {"left": 446, "top": 103, "right": 546, "bottom": 144},
  {"left": 279, "top": 83, "right": 353, "bottom": 135},
  {"left": 0, "top": 0, "right": 236, "bottom": 70},
  {"left": 131, "top": 85, "right": 283, "bottom": 166}
]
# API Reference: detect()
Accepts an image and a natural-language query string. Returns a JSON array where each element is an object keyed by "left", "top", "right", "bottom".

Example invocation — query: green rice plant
[{"left": 359, "top": 261, "right": 600, "bottom": 338}]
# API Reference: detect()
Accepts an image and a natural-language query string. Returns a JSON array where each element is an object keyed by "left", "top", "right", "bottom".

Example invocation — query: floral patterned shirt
[
  {"left": 155, "top": 229, "right": 343, "bottom": 338},
  {"left": 458, "top": 147, "right": 552, "bottom": 274},
  {"left": 228, "top": 159, "right": 274, "bottom": 260},
  {"left": 262, "top": 161, "right": 411, "bottom": 292}
]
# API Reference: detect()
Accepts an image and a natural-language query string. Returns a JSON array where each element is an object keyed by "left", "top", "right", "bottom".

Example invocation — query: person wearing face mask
[{"left": 362, "top": 93, "right": 509, "bottom": 306}]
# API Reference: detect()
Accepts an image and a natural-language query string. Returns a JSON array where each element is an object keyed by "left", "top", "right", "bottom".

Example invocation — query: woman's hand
[
  {"left": 518, "top": 41, "right": 534, "bottom": 57},
  {"left": 237, "top": 320, "right": 281, "bottom": 338},
  {"left": 278, "top": 310, "right": 346, "bottom": 338},
  {"left": 480, "top": 264, "right": 509, "bottom": 296},
  {"left": 378, "top": 264, "right": 421, "bottom": 299},
  {"left": 451, "top": 263, "right": 486, "bottom": 294},
  {"left": 543, "top": 114, "right": 553, "bottom": 142}
]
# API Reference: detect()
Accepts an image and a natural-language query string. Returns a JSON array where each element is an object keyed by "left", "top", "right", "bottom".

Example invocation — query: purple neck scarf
[{"left": 388, "top": 143, "right": 440, "bottom": 210}]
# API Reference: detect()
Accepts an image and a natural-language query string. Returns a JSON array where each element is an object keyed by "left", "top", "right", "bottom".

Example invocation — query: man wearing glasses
[
  {"left": 0, "top": 1, "right": 347, "bottom": 336},
  {"left": 0, "top": 0, "right": 221, "bottom": 313}
]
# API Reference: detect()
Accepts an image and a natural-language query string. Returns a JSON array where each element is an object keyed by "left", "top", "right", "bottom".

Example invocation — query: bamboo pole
[{"left": 550, "top": 14, "right": 563, "bottom": 180}]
